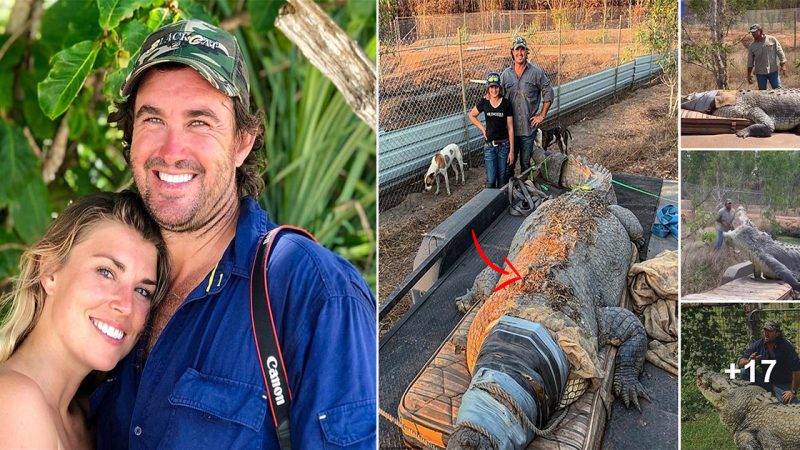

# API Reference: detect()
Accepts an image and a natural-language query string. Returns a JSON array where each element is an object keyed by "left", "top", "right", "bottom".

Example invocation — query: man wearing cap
[
  {"left": 714, "top": 199, "right": 736, "bottom": 251},
  {"left": 739, "top": 320, "right": 800, "bottom": 404},
  {"left": 500, "top": 36, "right": 553, "bottom": 178},
  {"left": 747, "top": 24, "right": 787, "bottom": 90},
  {"left": 90, "top": 20, "right": 376, "bottom": 449}
]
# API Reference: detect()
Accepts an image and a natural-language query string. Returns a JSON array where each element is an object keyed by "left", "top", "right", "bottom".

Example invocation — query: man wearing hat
[
  {"left": 747, "top": 23, "right": 787, "bottom": 90},
  {"left": 739, "top": 320, "right": 800, "bottom": 404},
  {"left": 713, "top": 199, "right": 736, "bottom": 250},
  {"left": 500, "top": 36, "right": 553, "bottom": 178},
  {"left": 90, "top": 20, "right": 376, "bottom": 448}
]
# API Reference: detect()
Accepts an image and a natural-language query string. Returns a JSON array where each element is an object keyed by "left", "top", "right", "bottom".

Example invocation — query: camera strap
[{"left": 250, "top": 225, "right": 317, "bottom": 450}]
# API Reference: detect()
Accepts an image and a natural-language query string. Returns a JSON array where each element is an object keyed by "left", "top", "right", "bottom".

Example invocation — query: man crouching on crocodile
[
  {"left": 739, "top": 320, "right": 800, "bottom": 404},
  {"left": 696, "top": 367, "right": 800, "bottom": 449},
  {"left": 447, "top": 156, "right": 650, "bottom": 449}
]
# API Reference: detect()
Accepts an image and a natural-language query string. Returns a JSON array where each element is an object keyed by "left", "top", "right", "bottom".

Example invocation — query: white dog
[{"left": 423, "top": 143, "right": 465, "bottom": 196}]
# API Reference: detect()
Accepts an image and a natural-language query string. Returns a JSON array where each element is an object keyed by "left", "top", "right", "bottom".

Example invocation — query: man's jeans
[
  {"left": 740, "top": 365, "right": 799, "bottom": 404},
  {"left": 484, "top": 141, "right": 510, "bottom": 188},
  {"left": 510, "top": 133, "right": 541, "bottom": 178},
  {"left": 756, "top": 71, "right": 781, "bottom": 90}
]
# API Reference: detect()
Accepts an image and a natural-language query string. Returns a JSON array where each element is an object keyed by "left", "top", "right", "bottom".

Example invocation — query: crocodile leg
[
  {"left": 734, "top": 430, "right": 762, "bottom": 450},
  {"left": 760, "top": 253, "right": 800, "bottom": 291},
  {"left": 737, "top": 107, "right": 775, "bottom": 138},
  {"left": 597, "top": 306, "right": 651, "bottom": 411}
]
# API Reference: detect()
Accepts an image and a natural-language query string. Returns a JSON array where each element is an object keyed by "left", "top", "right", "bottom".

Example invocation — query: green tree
[{"left": 0, "top": 0, "right": 376, "bottom": 290}]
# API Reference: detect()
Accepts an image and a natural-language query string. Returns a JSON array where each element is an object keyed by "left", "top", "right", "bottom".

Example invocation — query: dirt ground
[{"left": 379, "top": 81, "right": 677, "bottom": 336}]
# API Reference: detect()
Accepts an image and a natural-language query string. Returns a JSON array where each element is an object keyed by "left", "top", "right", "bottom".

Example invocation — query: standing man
[
  {"left": 714, "top": 199, "right": 736, "bottom": 251},
  {"left": 747, "top": 24, "right": 787, "bottom": 90},
  {"left": 90, "top": 20, "right": 376, "bottom": 449},
  {"left": 739, "top": 320, "right": 800, "bottom": 404},
  {"left": 501, "top": 36, "right": 553, "bottom": 178}
]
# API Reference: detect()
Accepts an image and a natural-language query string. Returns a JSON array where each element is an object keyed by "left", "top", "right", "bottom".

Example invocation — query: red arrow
[{"left": 471, "top": 229, "right": 522, "bottom": 292}]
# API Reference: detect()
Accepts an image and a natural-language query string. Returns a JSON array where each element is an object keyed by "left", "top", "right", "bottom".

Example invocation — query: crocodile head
[
  {"left": 696, "top": 367, "right": 775, "bottom": 430},
  {"left": 695, "top": 367, "right": 750, "bottom": 411},
  {"left": 723, "top": 224, "right": 773, "bottom": 259},
  {"left": 541, "top": 154, "right": 616, "bottom": 204}
]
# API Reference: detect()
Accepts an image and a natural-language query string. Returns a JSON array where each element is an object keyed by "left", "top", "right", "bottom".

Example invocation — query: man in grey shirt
[
  {"left": 501, "top": 36, "right": 554, "bottom": 177},
  {"left": 747, "top": 23, "right": 786, "bottom": 90},
  {"left": 714, "top": 199, "right": 736, "bottom": 250}
]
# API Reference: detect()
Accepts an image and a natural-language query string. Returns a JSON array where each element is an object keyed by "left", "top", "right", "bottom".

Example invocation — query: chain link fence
[{"left": 379, "top": 6, "right": 653, "bottom": 211}]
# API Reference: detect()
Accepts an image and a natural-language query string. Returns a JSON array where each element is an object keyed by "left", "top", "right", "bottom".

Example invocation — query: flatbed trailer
[{"left": 379, "top": 174, "right": 679, "bottom": 449}]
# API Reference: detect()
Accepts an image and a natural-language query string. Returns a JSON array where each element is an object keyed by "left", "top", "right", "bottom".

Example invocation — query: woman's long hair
[{"left": 0, "top": 191, "right": 170, "bottom": 362}]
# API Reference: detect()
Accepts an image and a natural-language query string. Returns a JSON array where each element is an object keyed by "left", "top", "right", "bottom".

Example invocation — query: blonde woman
[{"left": 0, "top": 191, "right": 169, "bottom": 449}]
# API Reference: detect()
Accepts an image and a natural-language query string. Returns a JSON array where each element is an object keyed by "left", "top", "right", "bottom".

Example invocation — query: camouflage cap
[
  {"left": 512, "top": 36, "right": 528, "bottom": 50},
  {"left": 764, "top": 320, "right": 781, "bottom": 332},
  {"left": 749, "top": 23, "right": 762, "bottom": 32},
  {"left": 121, "top": 20, "right": 250, "bottom": 110}
]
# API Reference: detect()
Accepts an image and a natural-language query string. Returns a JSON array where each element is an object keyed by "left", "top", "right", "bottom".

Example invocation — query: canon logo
[{"left": 266, "top": 356, "right": 286, "bottom": 405}]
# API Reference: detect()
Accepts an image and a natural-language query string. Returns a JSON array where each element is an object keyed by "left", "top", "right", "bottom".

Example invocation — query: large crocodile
[
  {"left": 446, "top": 187, "right": 650, "bottom": 450},
  {"left": 723, "top": 224, "right": 800, "bottom": 291},
  {"left": 681, "top": 89, "right": 800, "bottom": 138},
  {"left": 695, "top": 367, "right": 800, "bottom": 449}
]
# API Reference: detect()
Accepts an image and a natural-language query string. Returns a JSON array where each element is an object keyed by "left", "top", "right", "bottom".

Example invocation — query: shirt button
[{"left": 134, "top": 426, "right": 142, "bottom": 436}]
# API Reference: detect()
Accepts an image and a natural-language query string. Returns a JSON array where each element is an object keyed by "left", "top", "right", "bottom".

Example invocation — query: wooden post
[
  {"left": 458, "top": 27, "right": 471, "bottom": 164},
  {"left": 613, "top": 16, "right": 623, "bottom": 100},
  {"left": 557, "top": 14, "right": 562, "bottom": 123}
]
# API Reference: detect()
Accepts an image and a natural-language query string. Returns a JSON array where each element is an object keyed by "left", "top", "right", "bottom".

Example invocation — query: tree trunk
[{"left": 275, "top": 0, "right": 377, "bottom": 131}]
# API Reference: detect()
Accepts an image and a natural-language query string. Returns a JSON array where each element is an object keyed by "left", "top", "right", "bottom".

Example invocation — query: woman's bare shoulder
[{"left": 0, "top": 368, "right": 60, "bottom": 447}]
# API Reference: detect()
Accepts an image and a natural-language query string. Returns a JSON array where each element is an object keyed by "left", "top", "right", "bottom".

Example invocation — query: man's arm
[
  {"left": 747, "top": 45, "right": 755, "bottom": 82},
  {"left": 775, "top": 37, "right": 787, "bottom": 73},
  {"left": 531, "top": 69, "right": 553, "bottom": 127},
  {"left": 270, "top": 236, "right": 376, "bottom": 450}
]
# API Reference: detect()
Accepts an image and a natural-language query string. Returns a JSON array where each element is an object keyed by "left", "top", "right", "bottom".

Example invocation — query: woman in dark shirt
[{"left": 469, "top": 72, "right": 515, "bottom": 188}]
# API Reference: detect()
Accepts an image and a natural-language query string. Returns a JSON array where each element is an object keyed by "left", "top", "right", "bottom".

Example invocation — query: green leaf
[
  {"left": 98, "top": 0, "right": 154, "bottom": 30},
  {"left": 0, "top": 72, "right": 12, "bottom": 110},
  {"left": 38, "top": 41, "right": 102, "bottom": 120},
  {"left": 178, "top": 1, "right": 216, "bottom": 24},
  {"left": 0, "top": 34, "right": 25, "bottom": 69},
  {"left": 248, "top": 0, "right": 284, "bottom": 31},
  {"left": 22, "top": 77, "right": 56, "bottom": 140},
  {"left": 0, "top": 122, "right": 39, "bottom": 207},
  {"left": 146, "top": 7, "right": 171, "bottom": 31},
  {"left": 11, "top": 177, "right": 51, "bottom": 244},
  {"left": 102, "top": 19, "right": 150, "bottom": 100},
  {"left": 0, "top": 245, "right": 24, "bottom": 282},
  {"left": 120, "top": 19, "right": 150, "bottom": 55},
  {"left": 41, "top": 0, "right": 101, "bottom": 51}
]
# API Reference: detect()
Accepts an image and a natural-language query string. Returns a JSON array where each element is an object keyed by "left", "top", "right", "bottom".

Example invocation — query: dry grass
[{"left": 680, "top": 234, "right": 749, "bottom": 296}]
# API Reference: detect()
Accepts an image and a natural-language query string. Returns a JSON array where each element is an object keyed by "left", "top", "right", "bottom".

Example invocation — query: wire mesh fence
[{"left": 378, "top": 6, "right": 654, "bottom": 211}]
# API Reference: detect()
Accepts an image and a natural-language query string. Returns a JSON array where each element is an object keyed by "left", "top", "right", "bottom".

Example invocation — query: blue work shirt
[
  {"left": 91, "top": 197, "right": 376, "bottom": 449},
  {"left": 742, "top": 336, "right": 800, "bottom": 384}
]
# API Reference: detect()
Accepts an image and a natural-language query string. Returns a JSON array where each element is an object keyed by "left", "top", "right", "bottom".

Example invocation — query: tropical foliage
[{"left": 0, "top": 0, "right": 377, "bottom": 290}]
